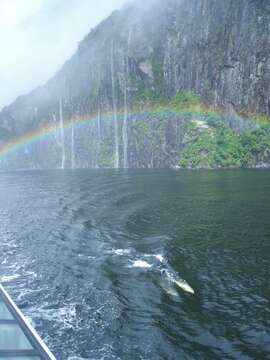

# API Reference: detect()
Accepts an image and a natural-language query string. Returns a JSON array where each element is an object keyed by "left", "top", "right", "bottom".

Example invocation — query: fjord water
[{"left": 0, "top": 170, "right": 269, "bottom": 360}]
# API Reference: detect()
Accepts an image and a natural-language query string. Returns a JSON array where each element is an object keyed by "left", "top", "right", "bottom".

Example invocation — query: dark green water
[{"left": 0, "top": 170, "right": 269, "bottom": 359}]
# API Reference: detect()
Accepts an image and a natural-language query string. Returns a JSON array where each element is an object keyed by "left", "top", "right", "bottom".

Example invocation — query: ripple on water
[{"left": 0, "top": 170, "right": 269, "bottom": 360}]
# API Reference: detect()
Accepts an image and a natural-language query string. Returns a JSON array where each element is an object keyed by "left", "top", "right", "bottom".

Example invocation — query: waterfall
[
  {"left": 110, "top": 40, "right": 119, "bottom": 169},
  {"left": 89, "top": 122, "right": 96, "bottom": 169},
  {"left": 97, "top": 65, "right": 102, "bottom": 150},
  {"left": 71, "top": 120, "right": 75, "bottom": 169},
  {"left": 123, "top": 84, "right": 128, "bottom": 169},
  {"left": 97, "top": 106, "right": 101, "bottom": 150},
  {"left": 59, "top": 98, "right": 66, "bottom": 169},
  {"left": 53, "top": 114, "right": 60, "bottom": 144},
  {"left": 95, "top": 65, "right": 102, "bottom": 168},
  {"left": 122, "top": 29, "right": 132, "bottom": 169},
  {"left": 94, "top": 106, "right": 101, "bottom": 168}
]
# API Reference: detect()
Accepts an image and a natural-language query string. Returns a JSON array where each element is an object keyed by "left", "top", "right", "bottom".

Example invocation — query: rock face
[{"left": 0, "top": 0, "right": 269, "bottom": 169}]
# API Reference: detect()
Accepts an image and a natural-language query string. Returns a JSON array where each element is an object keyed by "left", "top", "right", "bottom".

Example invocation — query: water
[{"left": 0, "top": 169, "right": 269, "bottom": 360}]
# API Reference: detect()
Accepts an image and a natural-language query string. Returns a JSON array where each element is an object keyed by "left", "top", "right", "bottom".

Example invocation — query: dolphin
[
  {"left": 161, "top": 269, "right": 195, "bottom": 295},
  {"left": 112, "top": 249, "right": 195, "bottom": 295},
  {"left": 159, "top": 273, "right": 179, "bottom": 297}
]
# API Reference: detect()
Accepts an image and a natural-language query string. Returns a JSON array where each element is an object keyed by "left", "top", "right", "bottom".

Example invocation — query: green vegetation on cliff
[
  {"left": 132, "top": 91, "right": 270, "bottom": 169},
  {"left": 178, "top": 109, "right": 270, "bottom": 169},
  {"left": 133, "top": 90, "right": 208, "bottom": 114},
  {"left": 1, "top": 90, "right": 269, "bottom": 170},
  {"left": 180, "top": 122, "right": 249, "bottom": 168}
]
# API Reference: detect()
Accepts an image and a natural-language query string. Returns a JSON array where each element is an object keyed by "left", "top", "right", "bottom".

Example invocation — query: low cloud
[{"left": 0, "top": 0, "right": 128, "bottom": 110}]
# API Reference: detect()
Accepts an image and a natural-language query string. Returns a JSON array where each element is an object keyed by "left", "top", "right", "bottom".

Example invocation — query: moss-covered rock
[{"left": 180, "top": 117, "right": 270, "bottom": 169}]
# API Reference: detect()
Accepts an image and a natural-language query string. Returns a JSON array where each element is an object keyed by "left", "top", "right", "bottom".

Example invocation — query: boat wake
[{"left": 129, "top": 259, "right": 153, "bottom": 268}]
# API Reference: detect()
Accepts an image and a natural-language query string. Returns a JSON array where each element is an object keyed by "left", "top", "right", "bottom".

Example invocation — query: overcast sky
[{"left": 0, "top": 0, "right": 128, "bottom": 110}]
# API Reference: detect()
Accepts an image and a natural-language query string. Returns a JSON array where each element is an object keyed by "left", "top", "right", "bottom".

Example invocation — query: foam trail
[
  {"left": 130, "top": 260, "right": 152, "bottom": 268},
  {"left": 144, "top": 254, "right": 164, "bottom": 263},
  {"left": 0, "top": 274, "right": 21, "bottom": 282},
  {"left": 155, "top": 254, "right": 164, "bottom": 263},
  {"left": 112, "top": 249, "right": 131, "bottom": 256}
]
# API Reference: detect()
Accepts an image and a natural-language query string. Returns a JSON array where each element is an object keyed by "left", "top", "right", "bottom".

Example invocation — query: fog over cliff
[
  {"left": 0, "top": 0, "right": 269, "bottom": 170},
  {"left": 0, "top": 0, "right": 128, "bottom": 110}
]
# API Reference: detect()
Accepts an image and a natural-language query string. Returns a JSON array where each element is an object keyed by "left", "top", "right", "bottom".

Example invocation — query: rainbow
[
  {"left": 0, "top": 109, "right": 210, "bottom": 160},
  {"left": 0, "top": 111, "right": 112, "bottom": 159}
]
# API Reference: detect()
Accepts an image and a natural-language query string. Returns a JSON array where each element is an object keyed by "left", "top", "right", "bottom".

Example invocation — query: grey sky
[{"left": 0, "top": 0, "right": 128, "bottom": 110}]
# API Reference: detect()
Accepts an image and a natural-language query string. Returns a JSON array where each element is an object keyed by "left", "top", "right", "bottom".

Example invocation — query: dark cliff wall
[{"left": 0, "top": 0, "right": 269, "bottom": 169}]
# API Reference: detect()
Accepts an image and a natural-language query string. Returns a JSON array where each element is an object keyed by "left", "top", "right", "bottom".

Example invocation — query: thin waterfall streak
[
  {"left": 97, "top": 64, "right": 102, "bottom": 150},
  {"left": 59, "top": 98, "right": 66, "bottom": 169},
  {"left": 96, "top": 66, "right": 101, "bottom": 168},
  {"left": 95, "top": 106, "right": 101, "bottom": 168},
  {"left": 89, "top": 122, "right": 94, "bottom": 168},
  {"left": 123, "top": 82, "right": 128, "bottom": 169},
  {"left": 71, "top": 120, "right": 75, "bottom": 169},
  {"left": 123, "top": 28, "right": 132, "bottom": 169},
  {"left": 53, "top": 114, "right": 60, "bottom": 145},
  {"left": 97, "top": 106, "right": 101, "bottom": 149},
  {"left": 110, "top": 40, "right": 119, "bottom": 169}
]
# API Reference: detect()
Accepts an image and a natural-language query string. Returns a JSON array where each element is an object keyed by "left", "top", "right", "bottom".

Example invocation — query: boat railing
[{"left": 0, "top": 284, "right": 56, "bottom": 360}]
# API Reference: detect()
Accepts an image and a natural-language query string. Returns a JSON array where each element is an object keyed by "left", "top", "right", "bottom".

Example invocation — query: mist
[{"left": 0, "top": 0, "right": 128, "bottom": 110}]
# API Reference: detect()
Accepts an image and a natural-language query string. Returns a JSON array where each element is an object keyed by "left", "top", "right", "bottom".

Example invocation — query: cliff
[{"left": 0, "top": 0, "right": 269, "bottom": 169}]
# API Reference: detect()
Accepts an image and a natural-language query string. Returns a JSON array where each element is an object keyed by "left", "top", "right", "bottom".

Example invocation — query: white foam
[
  {"left": 30, "top": 304, "right": 77, "bottom": 330},
  {"left": 155, "top": 254, "right": 164, "bottom": 263},
  {"left": 113, "top": 249, "right": 131, "bottom": 256},
  {"left": 130, "top": 260, "right": 152, "bottom": 268},
  {"left": 144, "top": 254, "right": 165, "bottom": 263},
  {"left": 0, "top": 274, "right": 21, "bottom": 282},
  {"left": 25, "top": 270, "right": 37, "bottom": 278}
]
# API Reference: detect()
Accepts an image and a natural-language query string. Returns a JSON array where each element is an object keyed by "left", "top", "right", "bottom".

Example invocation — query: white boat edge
[{"left": 0, "top": 283, "right": 57, "bottom": 360}]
